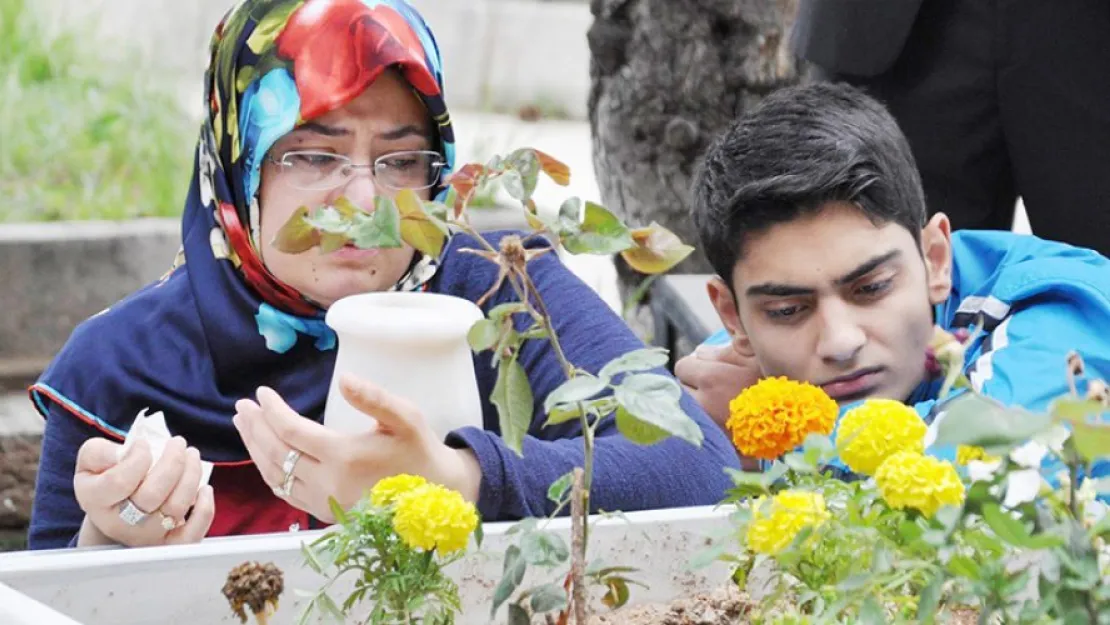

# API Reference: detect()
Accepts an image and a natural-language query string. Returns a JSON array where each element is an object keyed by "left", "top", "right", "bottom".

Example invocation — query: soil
[
  {"left": 0, "top": 434, "right": 40, "bottom": 551},
  {"left": 587, "top": 584, "right": 981, "bottom": 625}
]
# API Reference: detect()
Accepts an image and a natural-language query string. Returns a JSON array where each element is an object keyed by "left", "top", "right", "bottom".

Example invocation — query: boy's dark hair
[{"left": 690, "top": 82, "right": 927, "bottom": 283}]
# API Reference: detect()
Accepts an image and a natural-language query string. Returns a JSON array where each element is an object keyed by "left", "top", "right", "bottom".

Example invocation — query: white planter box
[{"left": 0, "top": 506, "right": 732, "bottom": 624}]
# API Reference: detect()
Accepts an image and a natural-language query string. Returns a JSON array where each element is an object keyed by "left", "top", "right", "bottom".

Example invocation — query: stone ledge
[{"left": 0, "top": 220, "right": 181, "bottom": 378}]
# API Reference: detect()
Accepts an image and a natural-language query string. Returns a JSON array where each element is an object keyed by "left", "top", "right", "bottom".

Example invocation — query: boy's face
[{"left": 709, "top": 201, "right": 954, "bottom": 404}]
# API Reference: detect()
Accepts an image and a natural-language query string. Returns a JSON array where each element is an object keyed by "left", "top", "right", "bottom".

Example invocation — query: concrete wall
[{"left": 38, "top": 0, "right": 593, "bottom": 119}]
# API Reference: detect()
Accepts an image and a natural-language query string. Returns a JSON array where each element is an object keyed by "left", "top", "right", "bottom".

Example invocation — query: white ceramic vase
[{"left": 323, "top": 291, "right": 486, "bottom": 438}]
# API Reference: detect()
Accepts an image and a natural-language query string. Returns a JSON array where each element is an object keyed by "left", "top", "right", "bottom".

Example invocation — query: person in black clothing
[{"left": 791, "top": 0, "right": 1110, "bottom": 256}]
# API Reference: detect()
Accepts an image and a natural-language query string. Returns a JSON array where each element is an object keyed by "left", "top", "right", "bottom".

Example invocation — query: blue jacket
[{"left": 704, "top": 231, "right": 1110, "bottom": 486}]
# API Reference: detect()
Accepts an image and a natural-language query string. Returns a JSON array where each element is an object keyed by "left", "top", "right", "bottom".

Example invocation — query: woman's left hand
[{"left": 232, "top": 374, "right": 482, "bottom": 523}]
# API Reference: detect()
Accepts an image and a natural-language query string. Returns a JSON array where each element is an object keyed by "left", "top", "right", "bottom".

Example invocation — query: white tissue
[{"left": 118, "top": 408, "right": 214, "bottom": 492}]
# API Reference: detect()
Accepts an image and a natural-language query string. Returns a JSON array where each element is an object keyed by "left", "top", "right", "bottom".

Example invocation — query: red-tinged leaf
[
  {"left": 446, "top": 163, "right": 486, "bottom": 217},
  {"left": 534, "top": 149, "right": 571, "bottom": 186}
]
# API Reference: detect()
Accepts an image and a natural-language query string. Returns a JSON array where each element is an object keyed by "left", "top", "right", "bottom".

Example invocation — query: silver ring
[
  {"left": 118, "top": 499, "right": 149, "bottom": 526},
  {"left": 281, "top": 449, "right": 302, "bottom": 482}
]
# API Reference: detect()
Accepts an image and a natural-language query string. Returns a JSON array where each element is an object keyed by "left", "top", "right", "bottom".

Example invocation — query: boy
[{"left": 678, "top": 82, "right": 1109, "bottom": 479}]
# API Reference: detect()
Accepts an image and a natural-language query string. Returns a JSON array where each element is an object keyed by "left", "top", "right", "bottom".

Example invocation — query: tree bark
[{"left": 588, "top": 0, "right": 804, "bottom": 284}]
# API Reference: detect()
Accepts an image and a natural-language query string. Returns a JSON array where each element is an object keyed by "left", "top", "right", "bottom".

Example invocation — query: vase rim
[{"left": 325, "top": 291, "right": 484, "bottom": 339}]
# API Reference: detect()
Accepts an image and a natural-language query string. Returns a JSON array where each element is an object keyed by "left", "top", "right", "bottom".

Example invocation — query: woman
[{"left": 27, "top": 0, "right": 740, "bottom": 550}]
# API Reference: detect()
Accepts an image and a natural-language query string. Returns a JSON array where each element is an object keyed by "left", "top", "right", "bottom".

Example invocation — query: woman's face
[{"left": 257, "top": 70, "right": 434, "bottom": 309}]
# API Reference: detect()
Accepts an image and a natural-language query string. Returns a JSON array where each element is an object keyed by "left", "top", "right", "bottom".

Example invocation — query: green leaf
[
  {"left": 1050, "top": 397, "right": 1109, "bottom": 421},
  {"left": 520, "top": 531, "right": 570, "bottom": 567},
  {"left": 858, "top": 596, "right": 885, "bottom": 625},
  {"left": 689, "top": 539, "right": 729, "bottom": 570},
  {"left": 614, "top": 373, "right": 704, "bottom": 447},
  {"left": 555, "top": 197, "right": 584, "bottom": 235},
  {"left": 932, "top": 394, "right": 1053, "bottom": 454},
  {"left": 1068, "top": 419, "right": 1110, "bottom": 463},
  {"left": 348, "top": 197, "right": 403, "bottom": 249},
  {"left": 916, "top": 573, "right": 944, "bottom": 624},
  {"left": 501, "top": 169, "right": 526, "bottom": 202},
  {"left": 491, "top": 357, "right": 534, "bottom": 456},
  {"left": 548, "top": 472, "right": 573, "bottom": 504},
  {"left": 946, "top": 554, "right": 980, "bottom": 578},
  {"left": 300, "top": 542, "right": 325, "bottom": 575},
  {"left": 615, "top": 405, "right": 671, "bottom": 445},
  {"left": 598, "top": 347, "right": 670, "bottom": 380},
  {"left": 304, "top": 205, "right": 352, "bottom": 234},
  {"left": 602, "top": 576, "right": 631, "bottom": 609},
  {"left": 543, "top": 403, "right": 583, "bottom": 427},
  {"left": 327, "top": 497, "right": 348, "bottom": 525},
  {"left": 543, "top": 374, "right": 608, "bottom": 413},
  {"left": 467, "top": 319, "right": 500, "bottom": 352},
  {"left": 782, "top": 451, "right": 817, "bottom": 474},
  {"left": 316, "top": 592, "right": 346, "bottom": 624},
  {"left": 980, "top": 503, "right": 1063, "bottom": 549},
  {"left": 492, "top": 545, "right": 526, "bottom": 616},
  {"left": 561, "top": 201, "right": 635, "bottom": 255},
  {"left": 506, "top": 604, "right": 530, "bottom": 625},
  {"left": 506, "top": 148, "right": 541, "bottom": 200},
  {"left": 802, "top": 433, "right": 835, "bottom": 466},
  {"left": 529, "top": 583, "right": 568, "bottom": 614},
  {"left": 723, "top": 467, "right": 771, "bottom": 499},
  {"left": 489, "top": 302, "right": 529, "bottom": 322}
]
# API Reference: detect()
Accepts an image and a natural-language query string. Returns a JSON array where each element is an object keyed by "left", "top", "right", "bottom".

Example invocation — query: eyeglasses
[{"left": 266, "top": 149, "right": 448, "bottom": 192}]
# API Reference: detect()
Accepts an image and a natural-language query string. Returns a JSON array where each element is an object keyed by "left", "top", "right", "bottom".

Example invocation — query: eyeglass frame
[{"left": 265, "top": 149, "right": 449, "bottom": 192}]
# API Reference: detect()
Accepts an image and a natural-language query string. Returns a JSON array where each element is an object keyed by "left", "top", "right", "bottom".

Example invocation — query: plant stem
[
  {"left": 570, "top": 468, "right": 589, "bottom": 625},
  {"left": 520, "top": 272, "right": 574, "bottom": 379},
  {"left": 1068, "top": 457, "right": 1080, "bottom": 520}
]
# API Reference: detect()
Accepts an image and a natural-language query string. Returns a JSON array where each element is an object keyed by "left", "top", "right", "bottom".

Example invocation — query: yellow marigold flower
[
  {"left": 956, "top": 445, "right": 999, "bottom": 466},
  {"left": 836, "top": 399, "right": 926, "bottom": 475},
  {"left": 727, "top": 377, "right": 838, "bottom": 460},
  {"left": 370, "top": 474, "right": 428, "bottom": 507},
  {"left": 875, "top": 451, "right": 965, "bottom": 518},
  {"left": 392, "top": 484, "right": 479, "bottom": 554},
  {"left": 745, "top": 489, "right": 831, "bottom": 555}
]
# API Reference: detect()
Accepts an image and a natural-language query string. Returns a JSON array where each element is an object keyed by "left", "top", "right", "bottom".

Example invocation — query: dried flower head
[
  {"left": 726, "top": 377, "right": 838, "bottom": 460},
  {"left": 222, "top": 561, "right": 284, "bottom": 625}
]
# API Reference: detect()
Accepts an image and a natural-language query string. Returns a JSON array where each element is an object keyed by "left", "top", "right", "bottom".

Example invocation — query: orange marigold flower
[{"left": 726, "top": 377, "right": 838, "bottom": 460}]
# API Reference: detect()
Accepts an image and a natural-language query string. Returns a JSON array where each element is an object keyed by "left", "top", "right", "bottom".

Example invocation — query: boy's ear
[
  {"left": 706, "top": 276, "right": 755, "bottom": 357},
  {"left": 921, "top": 213, "right": 954, "bottom": 305}
]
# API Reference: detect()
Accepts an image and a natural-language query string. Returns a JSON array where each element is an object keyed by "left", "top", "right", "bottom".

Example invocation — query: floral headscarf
[{"left": 31, "top": 0, "right": 457, "bottom": 463}]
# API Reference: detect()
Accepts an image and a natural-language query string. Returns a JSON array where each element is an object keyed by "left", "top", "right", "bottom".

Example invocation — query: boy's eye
[
  {"left": 766, "top": 305, "right": 805, "bottom": 320},
  {"left": 857, "top": 278, "right": 893, "bottom": 297}
]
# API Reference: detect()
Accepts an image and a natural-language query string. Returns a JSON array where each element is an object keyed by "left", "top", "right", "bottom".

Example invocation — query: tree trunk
[{"left": 587, "top": 0, "right": 804, "bottom": 305}]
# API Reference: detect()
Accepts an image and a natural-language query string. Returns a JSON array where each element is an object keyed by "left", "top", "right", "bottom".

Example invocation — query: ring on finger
[
  {"left": 158, "top": 511, "right": 178, "bottom": 531},
  {"left": 281, "top": 449, "right": 302, "bottom": 482},
  {"left": 118, "top": 498, "right": 149, "bottom": 527}
]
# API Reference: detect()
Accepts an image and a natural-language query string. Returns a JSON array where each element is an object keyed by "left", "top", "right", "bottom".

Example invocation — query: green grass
[{"left": 0, "top": 0, "right": 196, "bottom": 222}]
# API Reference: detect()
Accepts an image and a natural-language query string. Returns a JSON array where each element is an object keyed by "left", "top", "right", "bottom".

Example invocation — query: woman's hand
[
  {"left": 233, "top": 374, "right": 482, "bottom": 523},
  {"left": 73, "top": 436, "right": 215, "bottom": 548}
]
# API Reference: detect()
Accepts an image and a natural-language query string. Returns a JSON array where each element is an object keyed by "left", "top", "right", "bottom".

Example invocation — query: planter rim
[{"left": 0, "top": 504, "right": 729, "bottom": 577}]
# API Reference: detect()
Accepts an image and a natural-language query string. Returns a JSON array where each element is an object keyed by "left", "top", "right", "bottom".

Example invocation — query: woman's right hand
[{"left": 73, "top": 436, "right": 215, "bottom": 548}]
